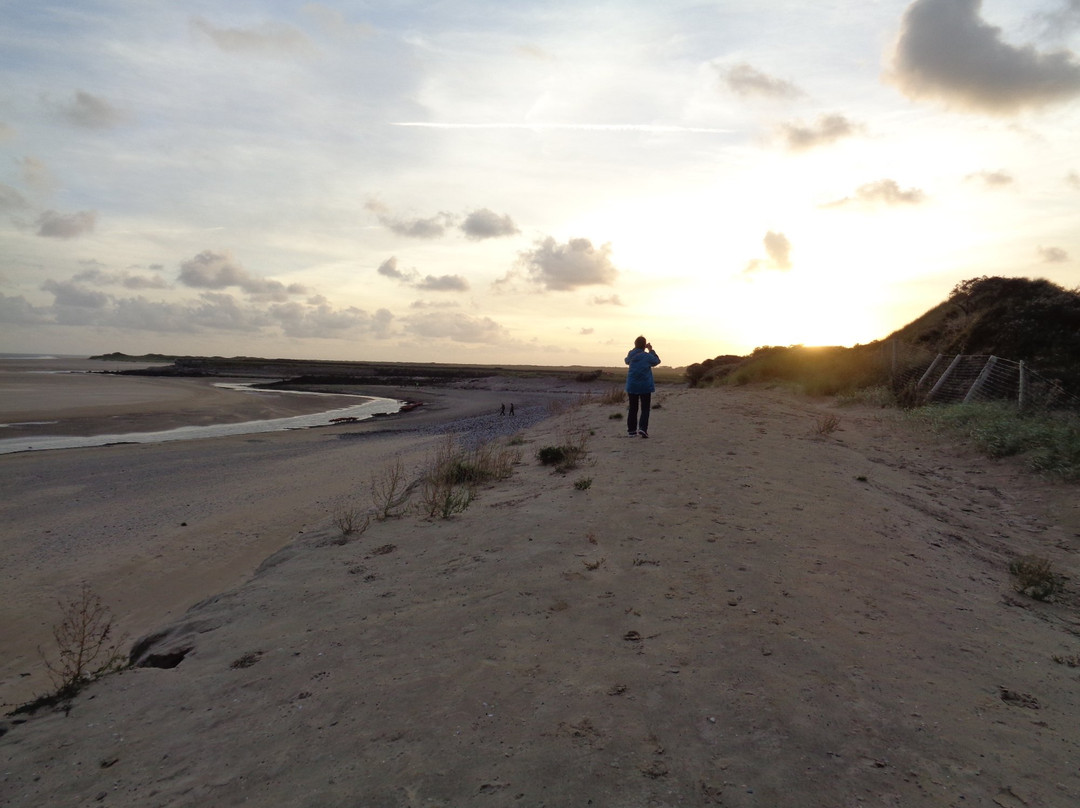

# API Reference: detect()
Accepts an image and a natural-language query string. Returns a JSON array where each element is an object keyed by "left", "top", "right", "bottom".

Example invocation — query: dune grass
[
  {"left": 697, "top": 344, "right": 891, "bottom": 397},
  {"left": 914, "top": 402, "right": 1080, "bottom": 480}
]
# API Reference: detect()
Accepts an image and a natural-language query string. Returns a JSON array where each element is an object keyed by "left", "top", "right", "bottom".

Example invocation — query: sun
[{"left": 724, "top": 271, "right": 886, "bottom": 351}]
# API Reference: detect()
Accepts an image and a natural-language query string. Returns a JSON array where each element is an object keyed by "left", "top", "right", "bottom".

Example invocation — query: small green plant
[
  {"left": 39, "top": 582, "right": 128, "bottom": 699},
  {"left": 573, "top": 477, "right": 593, "bottom": 490},
  {"left": 538, "top": 445, "right": 569, "bottom": 465},
  {"left": 537, "top": 440, "right": 588, "bottom": 472},
  {"left": 608, "top": 412, "right": 622, "bottom": 420},
  {"left": 370, "top": 457, "right": 411, "bottom": 519},
  {"left": 1009, "top": 555, "right": 1061, "bottom": 601}
]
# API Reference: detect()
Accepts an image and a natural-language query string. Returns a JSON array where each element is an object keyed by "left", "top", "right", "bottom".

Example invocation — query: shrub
[
  {"left": 420, "top": 477, "right": 474, "bottom": 519},
  {"left": 1009, "top": 555, "right": 1061, "bottom": 601},
  {"left": 420, "top": 435, "right": 520, "bottom": 518},
  {"left": 370, "top": 457, "right": 411, "bottom": 519},
  {"left": 574, "top": 477, "right": 593, "bottom": 490},
  {"left": 813, "top": 414, "right": 841, "bottom": 436},
  {"left": 333, "top": 508, "right": 370, "bottom": 542},
  {"left": 40, "top": 582, "right": 128, "bottom": 699},
  {"left": 538, "top": 446, "right": 570, "bottom": 465}
]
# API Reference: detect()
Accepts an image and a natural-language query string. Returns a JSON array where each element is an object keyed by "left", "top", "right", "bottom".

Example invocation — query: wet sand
[{"left": 0, "top": 360, "right": 539, "bottom": 707}]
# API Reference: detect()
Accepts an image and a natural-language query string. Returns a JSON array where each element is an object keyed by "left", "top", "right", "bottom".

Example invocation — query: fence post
[
  {"left": 917, "top": 354, "right": 944, "bottom": 388},
  {"left": 928, "top": 355, "right": 963, "bottom": 402},
  {"left": 1018, "top": 361, "right": 1026, "bottom": 409},
  {"left": 964, "top": 356, "right": 998, "bottom": 403}
]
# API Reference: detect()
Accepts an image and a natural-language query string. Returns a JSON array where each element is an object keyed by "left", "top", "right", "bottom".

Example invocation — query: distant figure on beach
[
  {"left": 509, "top": 403, "right": 515, "bottom": 416},
  {"left": 625, "top": 336, "right": 661, "bottom": 438},
  {"left": 500, "top": 403, "right": 506, "bottom": 416}
]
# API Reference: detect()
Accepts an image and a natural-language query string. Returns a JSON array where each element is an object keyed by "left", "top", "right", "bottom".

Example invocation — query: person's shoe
[
  {"left": 627, "top": 431, "right": 637, "bottom": 437},
  {"left": 638, "top": 430, "right": 649, "bottom": 438}
]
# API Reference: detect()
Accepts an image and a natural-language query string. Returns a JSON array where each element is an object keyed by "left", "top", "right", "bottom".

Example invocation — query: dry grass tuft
[
  {"left": 812, "top": 414, "right": 841, "bottom": 436},
  {"left": 1009, "top": 555, "right": 1061, "bottom": 601}
]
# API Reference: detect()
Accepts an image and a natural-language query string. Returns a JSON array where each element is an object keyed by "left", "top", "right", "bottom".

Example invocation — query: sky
[{"left": 1, "top": 0, "right": 1079, "bottom": 368}]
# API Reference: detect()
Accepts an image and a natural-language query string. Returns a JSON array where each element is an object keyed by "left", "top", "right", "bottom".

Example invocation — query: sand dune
[{"left": 2, "top": 383, "right": 1079, "bottom": 806}]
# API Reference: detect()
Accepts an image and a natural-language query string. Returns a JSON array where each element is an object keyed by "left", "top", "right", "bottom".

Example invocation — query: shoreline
[{"left": 0, "top": 368, "right": 597, "bottom": 708}]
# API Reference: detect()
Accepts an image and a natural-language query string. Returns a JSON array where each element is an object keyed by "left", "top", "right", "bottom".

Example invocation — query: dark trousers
[{"left": 627, "top": 393, "right": 651, "bottom": 434}]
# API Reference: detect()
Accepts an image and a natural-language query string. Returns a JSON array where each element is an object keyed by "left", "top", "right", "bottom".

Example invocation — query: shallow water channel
[{"left": 0, "top": 384, "right": 403, "bottom": 455}]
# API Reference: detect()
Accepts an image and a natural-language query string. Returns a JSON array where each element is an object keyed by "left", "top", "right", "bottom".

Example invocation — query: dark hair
[{"left": 634, "top": 336, "right": 647, "bottom": 349}]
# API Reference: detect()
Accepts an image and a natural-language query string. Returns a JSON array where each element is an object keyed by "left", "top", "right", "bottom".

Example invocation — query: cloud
[
  {"left": 579, "top": 327, "right": 595, "bottom": 335},
  {"left": 763, "top": 231, "right": 792, "bottom": 269},
  {"left": 718, "top": 62, "right": 803, "bottom": 99},
  {"left": 377, "top": 256, "right": 409, "bottom": 281},
  {"left": 367, "top": 201, "right": 455, "bottom": 238},
  {"left": 21, "top": 157, "right": 54, "bottom": 196},
  {"left": 378, "top": 257, "right": 468, "bottom": 291},
  {"left": 36, "top": 210, "right": 97, "bottom": 239},
  {"left": 302, "top": 4, "right": 375, "bottom": 40},
  {"left": 889, "top": 0, "right": 1080, "bottom": 114},
  {"left": 1039, "top": 0, "right": 1080, "bottom": 31},
  {"left": 178, "top": 250, "right": 308, "bottom": 300},
  {"left": 966, "top": 169, "right": 1014, "bottom": 188},
  {"left": 416, "top": 274, "right": 470, "bottom": 292},
  {"left": 591, "top": 294, "right": 625, "bottom": 306},
  {"left": 0, "top": 293, "right": 51, "bottom": 325},
  {"left": 406, "top": 311, "right": 510, "bottom": 344},
  {"left": 269, "top": 301, "right": 393, "bottom": 339},
  {"left": 1067, "top": 171, "right": 1080, "bottom": 189},
  {"left": 41, "top": 279, "right": 109, "bottom": 309},
  {"left": 191, "top": 17, "right": 313, "bottom": 54},
  {"left": 12, "top": 275, "right": 398, "bottom": 340},
  {"left": 73, "top": 267, "right": 171, "bottom": 290},
  {"left": 58, "top": 90, "right": 127, "bottom": 129},
  {"left": 518, "top": 237, "right": 618, "bottom": 291},
  {"left": 823, "top": 178, "right": 927, "bottom": 208},
  {"left": 461, "top": 208, "right": 520, "bottom": 240},
  {"left": 0, "top": 122, "right": 14, "bottom": 142},
  {"left": 1038, "top": 245, "right": 1069, "bottom": 263},
  {"left": 0, "top": 183, "right": 29, "bottom": 213},
  {"left": 777, "top": 114, "right": 862, "bottom": 151},
  {"left": 744, "top": 231, "right": 792, "bottom": 274}
]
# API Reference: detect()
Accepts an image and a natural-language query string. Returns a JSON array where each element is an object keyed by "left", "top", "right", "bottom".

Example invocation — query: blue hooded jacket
[{"left": 625, "top": 347, "right": 661, "bottom": 394}]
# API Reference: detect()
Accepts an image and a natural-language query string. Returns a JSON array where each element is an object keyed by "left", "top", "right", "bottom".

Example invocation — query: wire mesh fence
[{"left": 882, "top": 341, "right": 1080, "bottom": 412}]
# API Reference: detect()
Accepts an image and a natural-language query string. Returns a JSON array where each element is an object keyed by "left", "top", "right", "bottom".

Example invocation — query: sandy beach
[{"left": 2, "top": 365, "right": 1079, "bottom": 806}]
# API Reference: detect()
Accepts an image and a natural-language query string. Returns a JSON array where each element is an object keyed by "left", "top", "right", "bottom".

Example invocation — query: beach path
[{"left": 2, "top": 385, "right": 1079, "bottom": 807}]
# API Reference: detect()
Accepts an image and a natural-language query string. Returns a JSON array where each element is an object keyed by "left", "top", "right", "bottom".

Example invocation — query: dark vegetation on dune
[
  {"left": 686, "top": 276, "right": 1080, "bottom": 398},
  {"left": 686, "top": 276, "right": 1080, "bottom": 480}
]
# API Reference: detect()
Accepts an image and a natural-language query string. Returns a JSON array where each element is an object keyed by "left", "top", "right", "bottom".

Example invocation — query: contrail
[{"left": 391, "top": 122, "right": 733, "bottom": 134}]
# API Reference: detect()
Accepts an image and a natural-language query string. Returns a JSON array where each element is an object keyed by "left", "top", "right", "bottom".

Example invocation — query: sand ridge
[{"left": 2, "top": 385, "right": 1079, "bottom": 806}]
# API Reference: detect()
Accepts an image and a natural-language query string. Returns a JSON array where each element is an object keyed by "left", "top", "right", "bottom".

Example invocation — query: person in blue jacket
[{"left": 624, "top": 335, "right": 661, "bottom": 438}]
